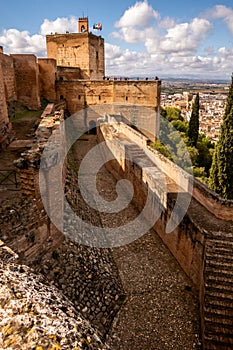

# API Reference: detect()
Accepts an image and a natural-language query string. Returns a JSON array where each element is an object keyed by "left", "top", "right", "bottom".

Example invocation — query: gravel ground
[{"left": 72, "top": 135, "right": 202, "bottom": 350}]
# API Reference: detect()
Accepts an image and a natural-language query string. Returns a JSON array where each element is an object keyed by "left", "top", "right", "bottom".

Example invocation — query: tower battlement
[{"left": 46, "top": 17, "right": 104, "bottom": 80}]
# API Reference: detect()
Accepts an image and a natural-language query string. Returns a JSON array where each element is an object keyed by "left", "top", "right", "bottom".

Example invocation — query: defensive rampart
[{"left": 97, "top": 117, "right": 233, "bottom": 349}]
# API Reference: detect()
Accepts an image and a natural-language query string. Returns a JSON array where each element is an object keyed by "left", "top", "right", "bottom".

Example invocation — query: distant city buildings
[{"left": 161, "top": 82, "right": 228, "bottom": 142}]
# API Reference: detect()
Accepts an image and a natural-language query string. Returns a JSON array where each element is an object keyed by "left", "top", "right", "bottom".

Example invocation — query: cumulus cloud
[
  {"left": 0, "top": 29, "right": 46, "bottom": 56},
  {"left": 206, "top": 5, "right": 233, "bottom": 34},
  {"left": 115, "top": 0, "right": 159, "bottom": 28},
  {"left": 112, "top": 1, "right": 212, "bottom": 56},
  {"left": 0, "top": 2, "right": 233, "bottom": 79},
  {"left": 40, "top": 16, "right": 78, "bottom": 35},
  {"left": 159, "top": 18, "right": 213, "bottom": 53},
  {"left": 0, "top": 16, "right": 79, "bottom": 57}
]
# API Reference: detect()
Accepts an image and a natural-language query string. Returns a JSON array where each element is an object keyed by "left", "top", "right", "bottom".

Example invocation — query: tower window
[
  {"left": 96, "top": 51, "right": 99, "bottom": 59},
  {"left": 99, "top": 95, "right": 101, "bottom": 101},
  {"left": 126, "top": 96, "right": 128, "bottom": 101}
]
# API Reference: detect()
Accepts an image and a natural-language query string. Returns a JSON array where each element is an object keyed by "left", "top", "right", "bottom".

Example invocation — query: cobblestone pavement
[{"left": 72, "top": 135, "right": 201, "bottom": 350}]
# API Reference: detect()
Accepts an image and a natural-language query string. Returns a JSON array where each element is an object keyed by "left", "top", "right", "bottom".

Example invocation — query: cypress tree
[
  {"left": 209, "top": 75, "right": 233, "bottom": 199},
  {"left": 188, "top": 93, "right": 199, "bottom": 147}
]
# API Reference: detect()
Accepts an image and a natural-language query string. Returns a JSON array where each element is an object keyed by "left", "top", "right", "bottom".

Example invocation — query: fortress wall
[
  {"left": 56, "top": 80, "right": 114, "bottom": 114},
  {"left": 0, "top": 58, "right": 11, "bottom": 148},
  {"left": 112, "top": 119, "right": 233, "bottom": 221},
  {"left": 113, "top": 80, "right": 161, "bottom": 109},
  {"left": 0, "top": 52, "right": 16, "bottom": 101},
  {"left": 46, "top": 33, "right": 90, "bottom": 78},
  {"left": 97, "top": 123, "right": 205, "bottom": 291},
  {"left": 12, "top": 54, "right": 40, "bottom": 110},
  {"left": 38, "top": 58, "right": 57, "bottom": 102},
  {"left": 56, "top": 80, "right": 161, "bottom": 117},
  {"left": 57, "top": 66, "right": 82, "bottom": 80},
  {"left": 0, "top": 59, "right": 8, "bottom": 125},
  {"left": 89, "top": 35, "right": 105, "bottom": 80},
  {"left": 10, "top": 106, "right": 66, "bottom": 263},
  {"left": 46, "top": 33, "right": 104, "bottom": 80}
]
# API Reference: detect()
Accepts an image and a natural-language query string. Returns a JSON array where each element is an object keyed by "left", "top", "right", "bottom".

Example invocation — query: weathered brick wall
[
  {"left": 38, "top": 58, "right": 57, "bottom": 102},
  {"left": 12, "top": 54, "right": 40, "bottom": 110},
  {"left": 0, "top": 52, "right": 16, "bottom": 101}
]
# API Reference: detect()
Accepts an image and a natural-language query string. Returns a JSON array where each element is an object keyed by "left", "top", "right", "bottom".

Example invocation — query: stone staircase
[{"left": 203, "top": 234, "right": 233, "bottom": 349}]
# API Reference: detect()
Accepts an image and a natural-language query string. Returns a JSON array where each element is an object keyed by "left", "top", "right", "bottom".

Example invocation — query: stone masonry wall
[
  {"left": 0, "top": 58, "right": 8, "bottom": 125},
  {"left": 12, "top": 54, "right": 40, "bottom": 110},
  {"left": 96, "top": 122, "right": 210, "bottom": 290},
  {"left": 56, "top": 80, "right": 161, "bottom": 116},
  {"left": 38, "top": 58, "right": 57, "bottom": 102},
  {"left": 89, "top": 34, "right": 105, "bottom": 80},
  {"left": 97, "top": 120, "right": 233, "bottom": 348},
  {"left": 46, "top": 33, "right": 90, "bottom": 78},
  {"left": 0, "top": 56, "right": 12, "bottom": 149},
  {"left": 46, "top": 33, "right": 105, "bottom": 80},
  {"left": 0, "top": 52, "right": 16, "bottom": 101}
]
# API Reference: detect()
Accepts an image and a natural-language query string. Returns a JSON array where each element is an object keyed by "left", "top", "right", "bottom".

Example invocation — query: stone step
[
  {"left": 205, "top": 274, "right": 233, "bottom": 288},
  {"left": 205, "top": 282, "right": 233, "bottom": 294},
  {"left": 205, "top": 305, "right": 233, "bottom": 318},
  {"left": 204, "top": 336, "right": 233, "bottom": 350},
  {"left": 205, "top": 312, "right": 233, "bottom": 326},
  {"left": 127, "top": 151, "right": 145, "bottom": 157},
  {"left": 205, "top": 266, "right": 233, "bottom": 280},
  {"left": 207, "top": 238, "right": 233, "bottom": 248},
  {"left": 205, "top": 289, "right": 233, "bottom": 303},
  {"left": 206, "top": 259, "right": 233, "bottom": 271},
  {"left": 205, "top": 321, "right": 233, "bottom": 336},
  {"left": 206, "top": 251, "right": 233, "bottom": 263},
  {"left": 205, "top": 295, "right": 233, "bottom": 309},
  {"left": 208, "top": 246, "right": 233, "bottom": 256}
]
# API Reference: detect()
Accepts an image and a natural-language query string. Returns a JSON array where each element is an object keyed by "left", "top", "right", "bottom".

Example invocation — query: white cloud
[
  {"left": 0, "top": 3, "right": 233, "bottom": 79},
  {"left": 160, "top": 18, "right": 212, "bottom": 53},
  {"left": 115, "top": 1, "right": 159, "bottom": 28},
  {"left": 0, "top": 16, "right": 79, "bottom": 57},
  {"left": 206, "top": 5, "right": 233, "bottom": 34},
  {"left": 40, "top": 16, "right": 78, "bottom": 35},
  {"left": 0, "top": 29, "right": 46, "bottom": 56}
]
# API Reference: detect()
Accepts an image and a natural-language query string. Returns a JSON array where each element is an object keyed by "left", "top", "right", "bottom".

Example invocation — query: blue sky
[{"left": 1, "top": 0, "right": 233, "bottom": 79}]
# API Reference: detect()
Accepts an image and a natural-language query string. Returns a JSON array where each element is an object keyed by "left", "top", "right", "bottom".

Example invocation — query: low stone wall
[
  {"left": 97, "top": 123, "right": 205, "bottom": 291},
  {"left": 109, "top": 118, "right": 233, "bottom": 221},
  {"left": 97, "top": 120, "right": 233, "bottom": 348}
]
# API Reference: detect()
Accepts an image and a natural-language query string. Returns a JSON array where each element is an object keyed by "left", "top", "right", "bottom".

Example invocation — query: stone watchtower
[
  {"left": 46, "top": 17, "right": 104, "bottom": 80},
  {"left": 78, "top": 17, "right": 89, "bottom": 33}
]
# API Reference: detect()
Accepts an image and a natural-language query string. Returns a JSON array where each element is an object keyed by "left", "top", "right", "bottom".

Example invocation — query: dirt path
[{"left": 72, "top": 135, "right": 201, "bottom": 350}]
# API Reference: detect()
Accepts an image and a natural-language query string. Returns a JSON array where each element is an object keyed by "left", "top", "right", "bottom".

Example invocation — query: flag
[{"left": 93, "top": 23, "right": 102, "bottom": 30}]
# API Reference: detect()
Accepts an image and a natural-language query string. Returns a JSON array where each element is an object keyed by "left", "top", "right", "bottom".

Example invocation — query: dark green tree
[
  {"left": 188, "top": 93, "right": 199, "bottom": 147},
  {"left": 209, "top": 75, "right": 233, "bottom": 199}
]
